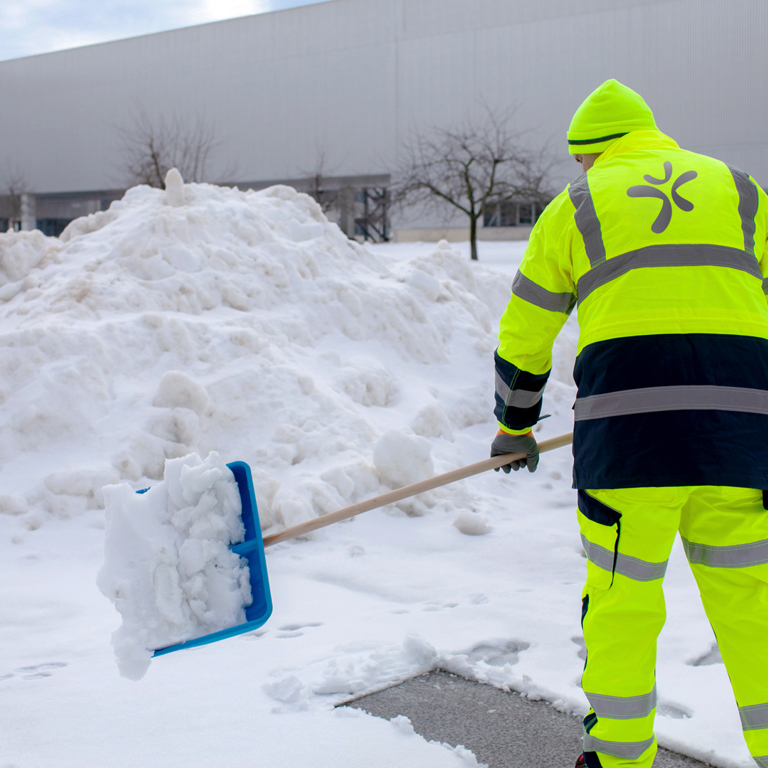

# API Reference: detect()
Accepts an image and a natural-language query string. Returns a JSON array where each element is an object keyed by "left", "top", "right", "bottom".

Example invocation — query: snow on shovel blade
[{"left": 152, "top": 461, "right": 273, "bottom": 657}]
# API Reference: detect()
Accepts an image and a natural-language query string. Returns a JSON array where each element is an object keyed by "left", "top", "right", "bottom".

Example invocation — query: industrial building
[{"left": 0, "top": 0, "right": 765, "bottom": 240}]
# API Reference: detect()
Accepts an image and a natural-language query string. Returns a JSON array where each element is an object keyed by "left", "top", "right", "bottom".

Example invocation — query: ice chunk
[
  {"left": 164, "top": 168, "right": 185, "bottom": 207},
  {"left": 97, "top": 452, "right": 252, "bottom": 680},
  {"left": 453, "top": 511, "right": 491, "bottom": 536},
  {"left": 153, "top": 371, "right": 209, "bottom": 415},
  {"left": 373, "top": 430, "right": 434, "bottom": 489},
  {"left": 411, "top": 403, "right": 453, "bottom": 440}
]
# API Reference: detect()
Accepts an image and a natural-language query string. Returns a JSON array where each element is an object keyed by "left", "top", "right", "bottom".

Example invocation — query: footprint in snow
[
  {"left": 658, "top": 702, "right": 693, "bottom": 719},
  {"left": 467, "top": 640, "right": 530, "bottom": 667},
  {"left": 422, "top": 601, "right": 459, "bottom": 612},
  {"left": 5, "top": 662, "right": 68, "bottom": 681},
  {"left": 571, "top": 636, "right": 587, "bottom": 661},
  {"left": 689, "top": 644, "right": 723, "bottom": 666},
  {"left": 276, "top": 622, "right": 323, "bottom": 638}
]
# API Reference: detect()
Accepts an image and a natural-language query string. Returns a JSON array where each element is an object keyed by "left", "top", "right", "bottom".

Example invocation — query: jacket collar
[{"left": 594, "top": 130, "right": 680, "bottom": 167}]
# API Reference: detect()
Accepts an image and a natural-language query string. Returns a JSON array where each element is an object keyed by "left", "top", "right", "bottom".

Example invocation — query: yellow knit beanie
[{"left": 568, "top": 79, "right": 657, "bottom": 154}]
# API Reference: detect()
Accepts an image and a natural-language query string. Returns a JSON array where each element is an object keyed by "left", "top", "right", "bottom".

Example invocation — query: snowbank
[
  {"left": 97, "top": 452, "right": 251, "bottom": 680},
  {"left": 0, "top": 173, "right": 518, "bottom": 537}
]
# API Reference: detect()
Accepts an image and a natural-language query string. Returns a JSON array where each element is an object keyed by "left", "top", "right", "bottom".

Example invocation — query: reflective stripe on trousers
[
  {"left": 585, "top": 687, "right": 657, "bottom": 720},
  {"left": 583, "top": 734, "right": 655, "bottom": 760},
  {"left": 581, "top": 535, "right": 669, "bottom": 582},
  {"left": 683, "top": 537, "right": 768, "bottom": 568},
  {"left": 741, "top": 702, "right": 768, "bottom": 731}
]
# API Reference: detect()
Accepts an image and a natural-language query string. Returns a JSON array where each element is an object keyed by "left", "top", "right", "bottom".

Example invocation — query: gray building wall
[{"left": 0, "top": 0, "right": 765, "bottom": 230}]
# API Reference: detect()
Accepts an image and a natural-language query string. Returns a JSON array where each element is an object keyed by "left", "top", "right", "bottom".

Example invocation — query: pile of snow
[
  {"left": 97, "top": 452, "right": 251, "bottom": 680},
  {"left": 0, "top": 170, "right": 523, "bottom": 537}
]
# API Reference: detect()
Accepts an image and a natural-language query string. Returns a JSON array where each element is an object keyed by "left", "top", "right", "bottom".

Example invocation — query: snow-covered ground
[{"left": 0, "top": 177, "right": 752, "bottom": 767}]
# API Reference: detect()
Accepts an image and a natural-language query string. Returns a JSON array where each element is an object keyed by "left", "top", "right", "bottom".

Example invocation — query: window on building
[
  {"left": 37, "top": 219, "right": 72, "bottom": 238},
  {"left": 518, "top": 203, "right": 534, "bottom": 225},
  {"left": 484, "top": 200, "right": 540, "bottom": 227},
  {"left": 483, "top": 201, "right": 516, "bottom": 227}
]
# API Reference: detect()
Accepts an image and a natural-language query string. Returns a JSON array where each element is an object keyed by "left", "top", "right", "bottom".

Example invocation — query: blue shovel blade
[{"left": 152, "top": 460, "right": 273, "bottom": 657}]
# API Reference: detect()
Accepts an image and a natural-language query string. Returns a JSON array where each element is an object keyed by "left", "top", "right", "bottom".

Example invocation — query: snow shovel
[{"left": 153, "top": 431, "right": 573, "bottom": 656}]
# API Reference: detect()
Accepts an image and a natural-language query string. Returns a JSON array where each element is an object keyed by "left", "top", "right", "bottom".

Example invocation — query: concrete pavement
[{"left": 343, "top": 670, "right": 709, "bottom": 768}]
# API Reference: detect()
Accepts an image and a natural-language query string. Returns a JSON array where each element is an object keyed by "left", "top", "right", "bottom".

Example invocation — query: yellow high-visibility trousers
[{"left": 578, "top": 486, "right": 768, "bottom": 768}]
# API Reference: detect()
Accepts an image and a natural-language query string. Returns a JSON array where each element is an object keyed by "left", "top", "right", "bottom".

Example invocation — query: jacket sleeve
[
  {"left": 495, "top": 189, "right": 577, "bottom": 434},
  {"left": 753, "top": 176, "right": 768, "bottom": 307}
]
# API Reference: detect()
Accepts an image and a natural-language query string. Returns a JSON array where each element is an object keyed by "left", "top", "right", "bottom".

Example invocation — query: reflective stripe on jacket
[{"left": 495, "top": 129, "right": 768, "bottom": 488}]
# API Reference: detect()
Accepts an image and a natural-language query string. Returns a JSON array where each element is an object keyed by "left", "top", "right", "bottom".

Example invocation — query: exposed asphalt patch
[{"left": 341, "top": 670, "right": 710, "bottom": 768}]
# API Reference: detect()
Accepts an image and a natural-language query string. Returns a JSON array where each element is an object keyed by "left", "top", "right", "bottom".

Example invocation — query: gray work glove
[{"left": 491, "top": 431, "right": 539, "bottom": 473}]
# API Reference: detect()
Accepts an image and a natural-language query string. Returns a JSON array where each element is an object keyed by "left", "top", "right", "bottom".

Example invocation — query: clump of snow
[
  {"left": 373, "top": 431, "right": 434, "bottom": 489},
  {"left": 0, "top": 494, "right": 27, "bottom": 515},
  {"left": 0, "top": 229, "right": 60, "bottom": 288},
  {"left": 44, "top": 467, "right": 120, "bottom": 506},
  {"left": 313, "top": 634, "right": 438, "bottom": 696},
  {"left": 263, "top": 674, "right": 311, "bottom": 707},
  {"left": 164, "top": 168, "right": 185, "bottom": 207},
  {"left": 411, "top": 403, "right": 454, "bottom": 440},
  {"left": 390, "top": 714, "right": 418, "bottom": 735},
  {"left": 153, "top": 370, "right": 210, "bottom": 415},
  {"left": 453, "top": 511, "right": 491, "bottom": 536},
  {"left": 97, "top": 451, "right": 251, "bottom": 680}
]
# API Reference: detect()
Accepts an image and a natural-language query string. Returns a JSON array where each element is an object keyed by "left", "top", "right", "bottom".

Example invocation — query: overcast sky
[{"left": 0, "top": 0, "right": 333, "bottom": 62}]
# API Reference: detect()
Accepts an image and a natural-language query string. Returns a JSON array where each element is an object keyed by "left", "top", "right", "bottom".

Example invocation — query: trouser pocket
[{"left": 578, "top": 490, "right": 621, "bottom": 590}]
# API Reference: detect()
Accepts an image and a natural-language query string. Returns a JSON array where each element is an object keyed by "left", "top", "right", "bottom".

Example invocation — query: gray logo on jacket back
[{"left": 627, "top": 161, "right": 698, "bottom": 234}]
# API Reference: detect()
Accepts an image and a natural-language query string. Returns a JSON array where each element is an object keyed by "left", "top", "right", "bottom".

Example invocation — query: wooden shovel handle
[{"left": 262, "top": 431, "right": 573, "bottom": 548}]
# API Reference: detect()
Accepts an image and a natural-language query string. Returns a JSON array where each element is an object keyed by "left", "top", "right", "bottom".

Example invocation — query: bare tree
[
  {"left": 302, "top": 149, "right": 338, "bottom": 214},
  {"left": 116, "top": 110, "right": 236, "bottom": 188},
  {"left": 394, "top": 106, "right": 558, "bottom": 260},
  {"left": 2, "top": 167, "right": 27, "bottom": 231}
]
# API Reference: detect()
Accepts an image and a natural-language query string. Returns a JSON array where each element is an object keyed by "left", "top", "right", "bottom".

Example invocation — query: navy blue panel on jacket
[
  {"left": 494, "top": 350, "right": 550, "bottom": 431},
  {"left": 572, "top": 333, "right": 768, "bottom": 489}
]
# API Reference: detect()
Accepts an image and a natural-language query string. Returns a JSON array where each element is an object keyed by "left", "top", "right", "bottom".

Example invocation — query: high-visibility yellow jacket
[{"left": 495, "top": 129, "right": 768, "bottom": 488}]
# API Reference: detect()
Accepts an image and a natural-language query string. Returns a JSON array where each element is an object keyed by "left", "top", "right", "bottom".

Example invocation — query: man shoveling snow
[{"left": 491, "top": 78, "right": 768, "bottom": 768}]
